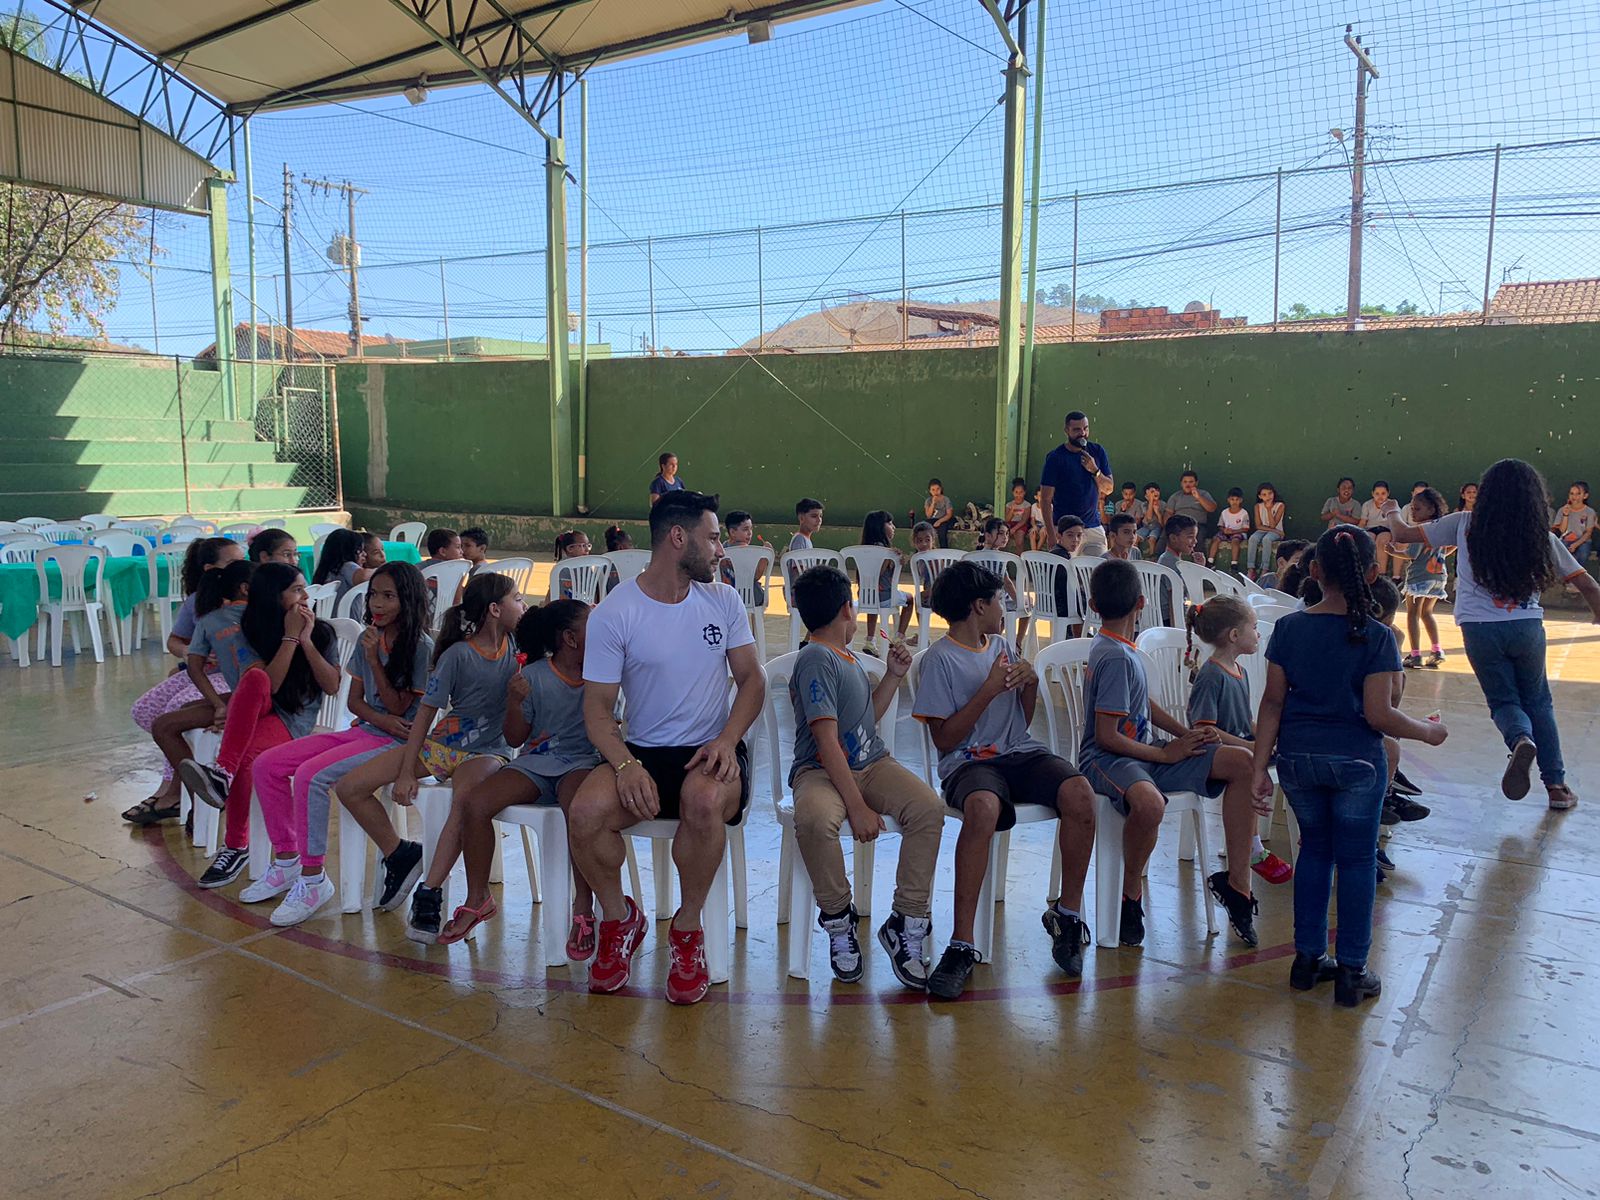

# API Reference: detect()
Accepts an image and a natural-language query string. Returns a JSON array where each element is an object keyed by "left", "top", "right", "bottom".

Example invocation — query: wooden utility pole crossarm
[{"left": 302, "top": 176, "right": 370, "bottom": 357}]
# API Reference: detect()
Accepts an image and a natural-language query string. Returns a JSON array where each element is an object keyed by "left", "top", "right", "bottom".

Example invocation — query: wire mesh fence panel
[{"left": 1484, "top": 142, "right": 1600, "bottom": 323}]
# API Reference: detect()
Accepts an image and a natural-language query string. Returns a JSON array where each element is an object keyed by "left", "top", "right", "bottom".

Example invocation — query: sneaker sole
[
  {"left": 665, "top": 981, "right": 711, "bottom": 1005},
  {"left": 269, "top": 888, "right": 334, "bottom": 928},
  {"left": 1502, "top": 740, "right": 1537, "bottom": 800},
  {"left": 376, "top": 853, "right": 426, "bottom": 913},
  {"left": 876, "top": 926, "right": 928, "bottom": 990},
  {"left": 405, "top": 925, "right": 441, "bottom": 945},
  {"left": 177, "top": 760, "right": 228, "bottom": 811}
]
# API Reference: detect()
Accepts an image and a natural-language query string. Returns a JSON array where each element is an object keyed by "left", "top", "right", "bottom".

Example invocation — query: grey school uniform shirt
[
  {"left": 789, "top": 642, "right": 888, "bottom": 785},
  {"left": 913, "top": 634, "right": 1046, "bottom": 780},
  {"left": 508, "top": 658, "right": 601, "bottom": 777},
  {"left": 189, "top": 602, "right": 257, "bottom": 688},
  {"left": 1187, "top": 659, "right": 1253, "bottom": 740},
  {"left": 345, "top": 631, "right": 435, "bottom": 737},
  {"left": 420, "top": 637, "right": 517, "bottom": 756},
  {"left": 1080, "top": 633, "right": 1159, "bottom": 765}
]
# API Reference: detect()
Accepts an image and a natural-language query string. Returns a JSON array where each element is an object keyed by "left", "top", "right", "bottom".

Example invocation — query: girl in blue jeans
[{"left": 1252, "top": 526, "right": 1448, "bottom": 1007}]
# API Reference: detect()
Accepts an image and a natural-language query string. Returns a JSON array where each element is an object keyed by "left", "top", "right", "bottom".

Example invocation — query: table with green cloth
[
  {"left": 297, "top": 540, "right": 421, "bottom": 579},
  {"left": 0, "top": 555, "right": 154, "bottom": 641}
]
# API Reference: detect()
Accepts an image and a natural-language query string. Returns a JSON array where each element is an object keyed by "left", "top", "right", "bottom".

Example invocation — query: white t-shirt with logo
[
  {"left": 583, "top": 578, "right": 754, "bottom": 747},
  {"left": 1422, "top": 510, "right": 1583, "bottom": 624}
]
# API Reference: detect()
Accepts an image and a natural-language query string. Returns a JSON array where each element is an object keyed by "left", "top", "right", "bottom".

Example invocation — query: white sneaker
[
  {"left": 270, "top": 875, "right": 336, "bottom": 927},
  {"left": 239, "top": 860, "right": 300, "bottom": 903}
]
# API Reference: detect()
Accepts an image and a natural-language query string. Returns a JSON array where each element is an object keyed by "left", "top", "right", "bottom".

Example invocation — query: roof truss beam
[{"left": 156, "top": 0, "right": 325, "bottom": 60}]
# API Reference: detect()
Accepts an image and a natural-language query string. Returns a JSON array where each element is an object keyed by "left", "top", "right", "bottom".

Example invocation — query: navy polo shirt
[{"left": 1040, "top": 440, "right": 1112, "bottom": 529}]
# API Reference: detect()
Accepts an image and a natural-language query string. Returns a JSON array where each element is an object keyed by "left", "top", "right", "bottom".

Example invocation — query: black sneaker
[
  {"left": 1380, "top": 797, "right": 1402, "bottom": 826},
  {"left": 1207, "top": 871, "right": 1260, "bottom": 947},
  {"left": 1041, "top": 907, "right": 1088, "bottom": 977},
  {"left": 1425, "top": 650, "right": 1445, "bottom": 669},
  {"left": 818, "top": 906, "right": 863, "bottom": 983},
  {"left": 1375, "top": 846, "right": 1395, "bottom": 871},
  {"left": 1391, "top": 768, "right": 1422, "bottom": 797},
  {"left": 1335, "top": 963, "right": 1382, "bottom": 1007},
  {"left": 198, "top": 846, "right": 248, "bottom": 889},
  {"left": 178, "top": 759, "right": 231, "bottom": 811},
  {"left": 376, "top": 840, "right": 424, "bottom": 911},
  {"left": 926, "top": 942, "right": 981, "bottom": 1000},
  {"left": 1502, "top": 737, "right": 1537, "bottom": 800},
  {"left": 1388, "top": 794, "right": 1431, "bottom": 822},
  {"left": 406, "top": 884, "right": 444, "bottom": 945},
  {"left": 1403, "top": 651, "right": 1423, "bottom": 670},
  {"left": 1289, "top": 952, "right": 1338, "bottom": 991},
  {"left": 1119, "top": 896, "right": 1145, "bottom": 946},
  {"left": 877, "top": 911, "right": 932, "bottom": 990}
]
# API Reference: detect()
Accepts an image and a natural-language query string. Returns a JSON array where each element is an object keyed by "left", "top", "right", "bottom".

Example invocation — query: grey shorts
[
  {"left": 502, "top": 755, "right": 598, "bottom": 805},
  {"left": 942, "top": 750, "right": 1083, "bottom": 832},
  {"left": 1082, "top": 744, "right": 1223, "bottom": 816}
]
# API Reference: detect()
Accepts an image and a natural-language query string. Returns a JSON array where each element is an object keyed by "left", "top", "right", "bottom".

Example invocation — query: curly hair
[
  {"left": 1317, "top": 524, "right": 1377, "bottom": 643},
  {"left": 1467, "top": 458, "right": 1557, "bottom": 604}
]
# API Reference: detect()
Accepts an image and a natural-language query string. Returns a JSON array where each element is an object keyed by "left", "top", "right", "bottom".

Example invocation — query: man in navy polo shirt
[{"left": 1039, "top": 411, "right": 1115, "bottom": 557}]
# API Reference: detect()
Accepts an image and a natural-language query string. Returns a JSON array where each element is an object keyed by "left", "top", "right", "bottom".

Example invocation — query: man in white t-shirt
[{"left": 571, "top": 490, "right": 766, "bottom": 1004}]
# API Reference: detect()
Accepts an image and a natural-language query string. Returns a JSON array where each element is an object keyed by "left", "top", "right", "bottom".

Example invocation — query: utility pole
[
  {"left": 281, "top": 164, "right": 295, "bottom": 363},
  {"left": 1344, "top": 27, "right": 1379, "bottom": 330},
  {"left": 303, "top": 176, "right": 369, "bottom": 357}
]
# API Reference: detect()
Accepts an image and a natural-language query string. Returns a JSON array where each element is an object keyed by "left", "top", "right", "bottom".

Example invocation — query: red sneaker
[
  {"left": 588, "top": 898, "right": 646, "bottom": 993},
  {"left": 665, "top": 918, "right": 710, "bottom": 1005},
  {"left": 566, "top": 913, "right": 597, "bottom": 962},
  {"left": 1251, "top": 850, "right": 1294, "bottom": 885}
]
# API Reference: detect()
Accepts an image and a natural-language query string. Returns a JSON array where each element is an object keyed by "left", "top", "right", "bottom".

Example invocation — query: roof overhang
[{"left": 82, "top": 1, "right": 871, "bottom": 116}]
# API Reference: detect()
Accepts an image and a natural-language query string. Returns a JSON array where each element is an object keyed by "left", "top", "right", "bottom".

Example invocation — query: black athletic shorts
[
  {"left": 942, "top": 750, "right": 1083, "bottom": 832},
  {"left": 627, "top": 740, "right": 752, "bottom": 826}
]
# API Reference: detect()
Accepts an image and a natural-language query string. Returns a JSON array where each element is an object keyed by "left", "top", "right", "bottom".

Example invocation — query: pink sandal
[{"left": 437, "top": 896, "right": 499, "bottom": 944}]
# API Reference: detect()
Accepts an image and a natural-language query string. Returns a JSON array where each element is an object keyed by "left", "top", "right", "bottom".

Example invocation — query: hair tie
[
  {"left": 459, "top": 613, "right": 478, "bottom": 635},
  {"left": 1336, "top": 530, "right": 1354, "bottom": 543}
]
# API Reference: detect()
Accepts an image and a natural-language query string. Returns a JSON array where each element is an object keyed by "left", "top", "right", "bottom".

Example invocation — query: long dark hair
[
  {"left": 862, "top": 510, "right": 894, "bottom": 547},
  {"left": 313, "top": 528, "right": 365, "bottom": 585},
  {"left": 1468, "top": 458, "right": 1557, "bottom": 603},
  {"left": 604, "top": 525, "right": 630, "bottom": 552},
  {"left": 1316, "top": 524, "right": 1377, "bottom": 643},
  {"left": 554, "top": 530, "right": 583, "bottom": 559},
  {"left": 435, "top": 572, "right": 516, "bottom": 664},
  {"left": 514, "top": 599, "right": 587, "bottom": 660},
  {"left": 195, "top": 559, "right": 251, "bottom": 617},
  {"left": 248, "top": 527, "right": 295, "bottom": 563},
  {"left": 240, "top": 563, "right": 328, "bottom": 713},
  {"left": 370, "top": 562, "right": 432, "bottom": 691},
  {"left": 180, "top": 536, "right": 234, "bottom": 596}
]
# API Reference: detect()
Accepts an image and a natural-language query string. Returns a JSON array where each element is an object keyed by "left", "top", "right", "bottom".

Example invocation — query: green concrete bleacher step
[
  {"left": 0, "top": 438, "right": 279, "bottom": 465},
  {"left": 0, "top": 416, "right": 259, "bottom": 443},
  {"left": 3, "top": 461, "right": 302, "bottom": 492},
  {"left": 8, "top": 486, "right": 310, "bottom": 516}
]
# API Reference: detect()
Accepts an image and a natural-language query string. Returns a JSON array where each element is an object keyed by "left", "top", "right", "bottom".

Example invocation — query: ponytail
[
  {"left": 435, "top": 572, "right": 516, "bottom": 664},
  {"left": 195, "top": 559, "right": 252, "bottom": 616},
  {"left": 554, "top": 530, "right": 581, "bottom": 560},
  {"left": 1317, "top": 524, "right": 1377, "bottom": 643},
  {"left": 603, "top": 524, "right": 628, "bottom": 552},
  {"left": 513, "top": 599, "right": 589, "bottom": 661},
  {"left": 180, "top": 536, "right": 233, "bottom": 596}
]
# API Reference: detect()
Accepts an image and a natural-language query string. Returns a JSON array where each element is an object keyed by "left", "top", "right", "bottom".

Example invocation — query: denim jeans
[
  {"left": 1246, "top": 530, "right": 1281, "bottom": 572},
  {"left": 1277, "top": 751, "right": 1387, "bottom": 968},
  {"left": 1460, "top": 619, "right": 1564, "bottom": 786}
]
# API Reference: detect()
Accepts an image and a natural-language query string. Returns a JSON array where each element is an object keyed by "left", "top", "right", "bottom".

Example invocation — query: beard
[{"left": 681, "top": 545, "right": 717, "bottom": 584}]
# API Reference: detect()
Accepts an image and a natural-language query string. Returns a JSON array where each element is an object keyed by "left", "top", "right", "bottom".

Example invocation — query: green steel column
[
  {"left": 576, "top": 79, "right": 590, "bottom": 513},
  {"left": 992, "top": 49, "right": 1028, "bottom": 511},
  {"left": 243, "top": 120, "right": 258, "bottom": 417},
  {"left": 546, "top": 134, "right": 574, "bottom": 516},
  {"left": 206, "top": 175, "right": 237, "bottom": 422},
  {"left": 1018, "top": 0, "right": 1046, "bottom": 486}
]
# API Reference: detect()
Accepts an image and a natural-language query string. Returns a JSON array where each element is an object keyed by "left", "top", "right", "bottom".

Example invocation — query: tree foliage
[
  {"left": 1279, "top": 299, "right": 1421, "bottom": 320},
  {"left": 1034, "top": 284, "right": 1134, "bottom": 312}
]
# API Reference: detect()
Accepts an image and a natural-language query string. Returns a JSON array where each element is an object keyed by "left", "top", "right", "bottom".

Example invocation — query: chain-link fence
[{"left": 0, "top": 345, "right": 340, "bottom": 519}]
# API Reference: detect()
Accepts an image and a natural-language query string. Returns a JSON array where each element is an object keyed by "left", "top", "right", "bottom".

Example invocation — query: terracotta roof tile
[{"left": 1490, "top": 278, "right": 1600, "bottom": 323}]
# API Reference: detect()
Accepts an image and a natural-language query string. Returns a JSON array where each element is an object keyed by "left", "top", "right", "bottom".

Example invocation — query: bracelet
[
  {"left": 613, "top": 757, "right": 639, "bottom": 775},
  {"left": 282, "top": 636, "right": 299, "bottom": 644}
]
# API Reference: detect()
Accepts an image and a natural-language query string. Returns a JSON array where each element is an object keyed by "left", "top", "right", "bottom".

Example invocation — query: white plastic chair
[
  {"left": 1134, "top": 627, "right": 1193, "bottom": 716},
  {"left": 0, "top": 521, "right": 31, "bottom": 535},
  {"left": 484, "top": 557, "right": 537, "bottom": 598},
  {"left": 779, "top": 549, "right": 843, "bottom": 651},
  {"left": 602, "top": 548, "right": 652, "bottom": 593},
  {"left": 390, "top": 521, "right": 428, "bottom": 545},
  {"left": 218, "top": 522, "right": 258, "bottom": 543},
  {"left": 1020, "top": 550, "right": 1079, "bottom": 650},
  {"left": 840, "top": 545, "right": 907, "bottom": 640},
  {"left": 304, "top": 581, "right": 339, "bottom": 620},
  {"left": 112, "top": 520, "right": 162, "bottom": 539},
  {"left": 964, "top": 549, "right": 1026, "bottom": 643},
  {"left": 175, "top": 517, "right": 219, "bottom": 535},
  {"left": 1240, "top": 618, "right": 1296, "bottom": 857},
  {"left": 16, "top": 517, "right": 53, "bottom": 529},
  {"left": 908, "top": 550, "right": 964, "bottom": 642},
  {"left": 549, "top": 558, "right": 609, "bottom": 604},
  {"left": 35, "top": 522, "right": 91, "bottom": 544},
  {"left": 762, "top": 650, "right": 902, "bottom": 978},
  {"left": 1176, "top": 559, "right": 1247, "bottom": 604},
  {"left": 1250, "top": 602, "right": 1299, "bottom": 623},
  {"left": 80, "top": 513, "right": 116, "bottom": 529},
  {"left": 89, "top": 530, "right": 144, "bottom": 559},
  {"left": 1252, "top": 588, "right": 1298, "bottom": 606},
  {"left": 1132, "top": 560, "right": 1185, "bottom": 632},
  {"left": 1239, "top": 574, "right": 1267, "bottom": 597},
  {"left": 0, "top": 535, "right": 49, "bottom": 563},
  {"left": 308, "top": 521, "right": 345, "bottom": 541},
  {"left": 722, "top": 545, "right": 775, "bottom": 658},
  {"left": 420, "top": 561, "right": 472, "bottom": 631},
  {"left": 1034, "top": 639, "right": 1218, "bottom": 949},
  {"left": 142, "top": 545, "right": 188, "bottom": 646},
  {"left": 336, "top": 580, "right": 370, "bottom": 621},
  {"left": 35, "top": 545, "right": 114, "bottom": 666}
]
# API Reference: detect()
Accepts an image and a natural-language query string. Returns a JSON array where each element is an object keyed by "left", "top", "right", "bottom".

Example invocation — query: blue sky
[{"left": 28, "top": 0, "right": 1600, "bottom": 354}]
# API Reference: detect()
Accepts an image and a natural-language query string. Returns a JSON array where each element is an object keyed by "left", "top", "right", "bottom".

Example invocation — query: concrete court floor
[{"left": 2, "top": 600, "right": 1598, "bottom": 1200}]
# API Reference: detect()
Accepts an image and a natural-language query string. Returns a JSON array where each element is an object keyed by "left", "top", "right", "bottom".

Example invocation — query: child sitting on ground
[
  {"left": 1553, "top": 480, "right": 1596, "bottom": 573},
  {"left": 1258, "top": 538, "right": 1308, "bottom": 593},
  {"left": 1136, "top": 483, "right": 1166, "bottom": 558},
  {"left": 1184, "top": 595, "right": 1293, "bottom": 884},
  {"left": 1078, "top": 558, "right": 1269, "bottom": 947},
  {"left": 1029, "top": 489, "right": 1049, "bottom": 552},
  {"left": 1208, "top": 488, "right": 1251, "bottom": 570},
  {"left": 1004, "top": 477, "right": 1033, "bottom": 552},
  {"left": 1398, "top": 486, "right": 1449, "bottom": 668},
  {"left": 912, "top": 562, "right": 1098, "bottom": 997},
  {"left": 1103, "top": 512, "right": 1142, "bottom": 561},
  {"left": 924, "top": 479, "right": 955, "bottom": 548},
  {"left": 789, "top": 566, "right": 945, "bottom": 988}
]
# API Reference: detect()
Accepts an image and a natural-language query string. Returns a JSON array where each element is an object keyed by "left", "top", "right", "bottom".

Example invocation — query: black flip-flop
[{"left": 123, "top": 798, "right": 180, "bottom": 826}]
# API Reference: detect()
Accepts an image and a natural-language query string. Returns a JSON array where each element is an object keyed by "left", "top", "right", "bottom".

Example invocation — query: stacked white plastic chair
[
  {"left": 907, "top": 549, "right": 963, "bottom": 643},
  {"left": 778, "top": 548, "right": 842, "bottom": 652}
]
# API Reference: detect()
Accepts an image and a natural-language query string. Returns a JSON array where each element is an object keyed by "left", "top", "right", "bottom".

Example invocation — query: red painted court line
[{"left": 143, "top": 825, "right": 1302, "bottom": 1006}]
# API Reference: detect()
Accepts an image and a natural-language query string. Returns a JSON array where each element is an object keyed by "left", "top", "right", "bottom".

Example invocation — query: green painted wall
[{"left": 1026, "top": 324, "right": 1600, "bottom": 538}]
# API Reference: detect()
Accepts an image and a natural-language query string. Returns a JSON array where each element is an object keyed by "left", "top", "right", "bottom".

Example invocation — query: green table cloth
[
  {"left": 0, "top": 555, "right": 153, "bottom": 641},
  {"left": 297, "top": 540, "right": 421, "bottom": 579}
]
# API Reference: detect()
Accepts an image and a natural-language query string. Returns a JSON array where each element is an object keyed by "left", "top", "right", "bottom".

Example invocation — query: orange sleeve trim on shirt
[
  {"left": 1193, "top": 718, "right": 1218, "bottom": 726},
  {"left": 1564, "top": 569, "right": 1587, "bottom": 582},
  {"left": 1095, "top": 708, "right": 1130, "bottom": 717}
]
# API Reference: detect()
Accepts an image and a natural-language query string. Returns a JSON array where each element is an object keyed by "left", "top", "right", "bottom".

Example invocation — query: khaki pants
[{"left": 792, "top": 757, "right": 944, "bottom": 919}]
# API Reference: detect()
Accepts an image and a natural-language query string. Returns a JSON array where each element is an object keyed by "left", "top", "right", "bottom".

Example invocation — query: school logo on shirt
[
  {"left": 808, "top": 679, "right": 824, "bottom": 704},
  {"left": 702, "top": 623, "right": 723, "bottom": 647}
]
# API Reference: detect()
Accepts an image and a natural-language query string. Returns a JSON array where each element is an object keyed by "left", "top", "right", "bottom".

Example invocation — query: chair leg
[
  {"left": 1178, "top": 811, "right": 1198, "bottom": 861},
  {"left": 704, "top": 850, "right": 731, "bottom": 985},
  {"left": 537, "top": 821, "right": 571, "bottom": 968},
  {"left": 1093, "top": 795, "right": 1124, "bottom": 948},
  {"left": 249, "top": 794, "right": 270, "bottom": 880},
  {"left": 786, "top": 837, "right": 815, "bottom": 980},
  {"left": 652, "top": 838, "right": 674, "bottom": 917},
  {"left": 520, "top": 826, "right": 542, "bottom": 903},
  {"left": 1048, "top": 837, "right": 1063, "bottom": 905},
  {"left": 623, "top": 838, "right": 644, "bottom": 905},
  {"left": 338, "top": 805, "right": 367, "bottom": 914},
  {"left": 418, "top": 788, "right": 451, "bottom": 877},
  {"left": 974, "top": 837, "right": 999, "bottom": 964},
  {"left": 49, "top": 610, "right": 63, "bottom": 667},
  {"left": 729, "top": 825, "right": 748, "bottom": 930},
  {"left": 753, "top": 610, "right": 767, "bottom": 660},
  {"left": 1190, "top": 807, "right": 1219, "bottom": 936},
  {"left": 776, "top": 829, "right": 793, "bottom": 925},
  {"left": 853, "top": 840, "right": 876, "bottom": 920},
  {"left": 488, "top": 821, "right": 505, "bottom": 884},
  {"left": 994, "top": 830, "right": 1010, "bottom": 903}
]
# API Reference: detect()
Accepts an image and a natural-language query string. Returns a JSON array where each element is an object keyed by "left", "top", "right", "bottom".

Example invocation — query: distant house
[
  {"left": 738, "top": 299, "right": 1102, "bottom": 353},
  {"left": 194, "top": 324, "right": 413, "bottom": 364},
  {"left": 1487, "top": 278, "right": 1600, "bottom": 325},
  {"left": 1098, "top": 303, "right": 1247, "bottom": 337}
]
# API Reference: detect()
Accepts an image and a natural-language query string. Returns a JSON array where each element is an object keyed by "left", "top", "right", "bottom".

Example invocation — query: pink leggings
[
  {"left": 214, "top": 668, "right": 291, "bottom": 850},
  {"left": 133, "top": 669, "right": 229, "bottom": 782},
  {"left": 252, "top": 727, "right": 391, "bottom": 870}
]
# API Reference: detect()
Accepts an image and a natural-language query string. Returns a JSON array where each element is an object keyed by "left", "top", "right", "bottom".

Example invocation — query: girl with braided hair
[
  {"left": 1390, "top": 459, "right": 1600, "bottom": 810},
  {"left": 1251, "top": 525, "right": 1447, "bottom": 1007}
]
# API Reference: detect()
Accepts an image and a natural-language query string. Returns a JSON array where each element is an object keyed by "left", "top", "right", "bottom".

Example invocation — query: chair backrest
[
  {"left": 175, "top": 516, "right": 219, "bottom": 535},
  {"left": 324, "top": 617, "right": 364, "bottom": 730},
  {"left": 550, "top": 558, "right": 609, "bottom": 604},
  {"left": 39, "top": 545, "right": 105, "bottom": 608},
  {"left": 1175, "top": 559, "right": 1247, "bottom": 604},
  {"left": 167, "top": 521, "right": 210, "bottom": 542},
  {"left": 419, "top": 560, "right": 473, "bottom": 630},
  {"left": 111, "top": 520, "right": 161, "bottom": 538},
  {"left": 390, "top": 520, "right": 428, "bottom": 545},
  {"left": 79, "top": 513, "right": 116, "bottom": 529},
  {"left": 720, "top": 545, "right": 774, "bottom": 612},
  {"left": 1242, "top": 619, "right": 1273, "bottom": 716},
  {"left": 151, "top": 545, "right": 187, "bottom": 601},
  {"left": 602, "top": 549, "right": 653, "bottom": 593},
  {"left": 779, "top": 549, "right": 842, "bottom": 598},
  {"left": 1064, "top": 558, "right": 1102, "bottom": 632},
  {"left": 1131, "top": 561, "right": 1184, "bottom": 632},
  {"left": 304, "top": 581, "right": 340, "bottom": 620},
  {"left": 1134, "top": 626, "right": 1193, "bottom": 716},
  {"left": 1034, "top": 638, "right": 1095, "bottom": 767},
  {"left": 36, "top": 522, "right": 90, "bottom": 544},
  {"left": 90, "top": 530, "right": 145, "bottom": 558},
  {"left": 308, "top": 521, "right": 345, "bottom": 541},
  {"left": 483, "top": 556, "right": 537, "bottom": 597},
  {"left": 0, "top": 521, "right": 29, "bottom": 535},
  {"left": 1261, "top": 588, "right": 1297, "bottom": 605},
  {"left": 1238, "top": 573, "right": 1267, "bottom": 596},
  {"left": 336, "top": 580, "right": 370, "bottom": 621},
  {"left": 1020, "top": 550, "right": 1072, "bottom": 621},
  {"left": 1251, "top": 602, "right": 1298, "bottom": 623},
  {"left": 964, "top": 549, "right": 1023, "bottom": 612},
  {"left": 218, "top": 522, "right": 258, "bottom": 543},
  {"left": 906, "top": 647, "right": 937, "bottom": 785},
  {"left": 16, "top": 517, "right": 53, "bottom": 529},
  {"left": 0, "top": 536, "right": 49, "bottom": 564},
  {"left": 761, "top": 648, "right": 892, "bottom": 810},
  {"left": 839, "top": 545, "right": 904, "bottom": 611}
]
